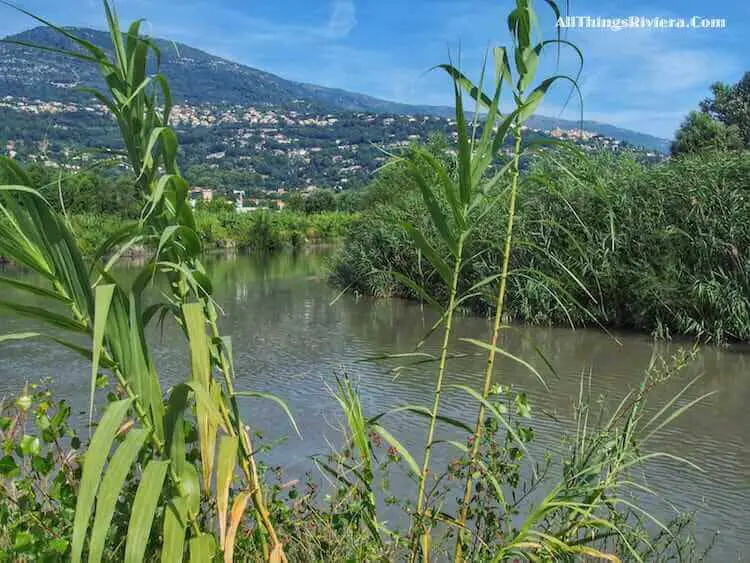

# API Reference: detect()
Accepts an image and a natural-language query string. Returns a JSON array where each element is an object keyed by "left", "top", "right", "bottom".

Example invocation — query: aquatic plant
[{"left": 0, "top": 1, "right": 295, "bottom": 559}]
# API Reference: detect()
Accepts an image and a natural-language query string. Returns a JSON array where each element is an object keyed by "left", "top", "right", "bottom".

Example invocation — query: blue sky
[{"left": 1, "top": 0, "right": 747, "bottom": 139}]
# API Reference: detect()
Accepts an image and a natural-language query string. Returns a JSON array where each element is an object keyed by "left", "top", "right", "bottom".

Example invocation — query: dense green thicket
[
  {"left": 65, "top": 209, "right": 353, "bottom": 256},
  {"left": 194, "top": 209, "right": 354, "bottom": 250},
  {"left": 332, "top": 148, "right": 750, "bottom": 343},
  {"left": 672, "top": 71, "right": 750, "bottom": 155},
  {"left": 0, "top": 163, "right": 353, "bottom": 256},
  {"left": 0, "top": 164, "right": 142, "bottom": 217}
]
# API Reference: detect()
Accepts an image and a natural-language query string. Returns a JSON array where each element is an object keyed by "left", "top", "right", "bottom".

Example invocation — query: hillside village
[{"left": 1, "top": 94, "right": 661, "bottom": 207}]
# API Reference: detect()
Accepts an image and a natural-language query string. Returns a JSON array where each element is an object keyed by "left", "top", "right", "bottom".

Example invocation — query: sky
[{"left": 1, "top": 0, "right": 747, "bottom": 139}]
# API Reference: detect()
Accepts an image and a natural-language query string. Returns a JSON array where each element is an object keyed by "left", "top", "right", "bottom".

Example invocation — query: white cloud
[
  {"left": 548, "top": 27, "right": 742, "bottom": 136},
  {"left": 325, "top": 0, "right": 357, "bottom": 39}
]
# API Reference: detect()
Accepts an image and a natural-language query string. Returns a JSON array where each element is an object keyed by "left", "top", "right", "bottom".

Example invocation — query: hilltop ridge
[{"left": 1, "top": 26, "right": 670, "bottom": 152}]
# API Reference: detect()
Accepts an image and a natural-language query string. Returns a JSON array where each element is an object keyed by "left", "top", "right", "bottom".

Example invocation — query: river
[{"left": 0, "top": 250, "right": 748, "bottom": 560}]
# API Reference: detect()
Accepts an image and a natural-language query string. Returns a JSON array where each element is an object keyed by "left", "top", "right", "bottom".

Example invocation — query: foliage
[
  {"left": 193, "top": 209, "right": 354, "bottom": 250},
  {"left": 333, "top": 148, "right": 750, "bottom": 344},
  {"left": 0, "top": 163, "right": 142, "bottom": 217},
  {"left": 671, "top": 111, "right": 744, "bottom": 155},
  {"left": 246, "top": 210, "right": 284, "bottom": 252},
  {"left": 699, "top": 71, "right": 750, "bottom": 147},
  {"left": 673, "top": 70, "right": 750, "bottom": 155},
  {"left": 300, "top": 189, "right": 337, "bottom": 214},
  {"left": 0, "top": 383, "right": 79, "bottom": 561},
  {"left": 194, "top": 196, "right": 235, "bottom": 214}
]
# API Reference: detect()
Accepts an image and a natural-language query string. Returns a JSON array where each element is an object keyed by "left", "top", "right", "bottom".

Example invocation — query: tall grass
[
  {"left": 0, "top": 2, "right": 293, "bottom": 559},
  {"left": 369, "top": 1, "right": 589, "bottom": 557},
  {"left": 333, "top": 148, "right": 750, "bottom": 344}
]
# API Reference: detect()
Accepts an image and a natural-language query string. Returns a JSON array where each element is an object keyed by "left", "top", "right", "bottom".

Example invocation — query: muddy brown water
[{"left": 0, "top": 250, "right": 747, "bottom": 560}]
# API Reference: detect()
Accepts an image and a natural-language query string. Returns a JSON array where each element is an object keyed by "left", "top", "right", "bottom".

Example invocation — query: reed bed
[{"left": 333, "top": 148, "right": 750, "bottom": 344}]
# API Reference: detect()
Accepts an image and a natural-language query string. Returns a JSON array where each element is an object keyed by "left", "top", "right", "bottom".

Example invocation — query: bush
[
  {"left": 0, "top": 383, "right": 80, "bottom": 560},
  {"left": 332, "top": 149, "right": 750, "bottom": 343}
]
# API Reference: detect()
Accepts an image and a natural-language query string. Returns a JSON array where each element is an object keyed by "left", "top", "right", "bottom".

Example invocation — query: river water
[{"left": 0, "top": 250, "right": 747, "bottom": 560}]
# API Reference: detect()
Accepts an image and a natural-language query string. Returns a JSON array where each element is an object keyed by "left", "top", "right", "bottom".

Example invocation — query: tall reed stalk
[
  {"left": 453, "top": 125, "right": 523, "bottom": 561},
  {"left": 412, "top": 236, "right": 465, "bottom": 558},
  {"left": 445, "top": 2, "right": 585, "bottom": 558},
  {"left": 0, "top": 2, "right": 294, "bottom": 560},
  {"left": 391, "top": 1, "right": 583, "bottom": 559}
]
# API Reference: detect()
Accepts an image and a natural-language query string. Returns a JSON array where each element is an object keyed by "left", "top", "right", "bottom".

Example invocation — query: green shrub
[
  {"left": 333, "top": 149, "right": 750, "bottom": 343},
  {"left": 0, "top": 383, "right": 80, "bottom": 560}
]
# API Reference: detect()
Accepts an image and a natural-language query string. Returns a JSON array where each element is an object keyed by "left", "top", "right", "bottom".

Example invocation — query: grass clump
[{"left": 333, "top": 149, "right": 750, "bottom": 344}]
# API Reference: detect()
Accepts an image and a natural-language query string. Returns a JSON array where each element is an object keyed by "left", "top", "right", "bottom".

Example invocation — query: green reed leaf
[
  {"left": 0, "top": 332, "right": 41, "bottom": 343},
  {"left": 88, "top": 428, "right": 148, "bottom": 563},
  {"left": 164, "top": 385, "right": 189, "bottom": 476},
  {"left": 407, "top": 158, "right": 458, "bottom": 256},
  {"left": 189, "top": 533, "right": 216, "bottom": 563},
  {"left": 124, "top": 460, "right": 170, "bottom": 563},
  {"left": 383, "top": 270, "right": 441, "bottom": 310},
  {"left": 0, "top": 299, "right": 88, "bottom": 334},
  {"left": 448, "top": 384, "right": 536, "bottom": 475},
  {"left": 235, "top": 391, "right": 301, "bottom": 438},
  {"left": 371, "top": 423, "right": 420, "bottom": 476},
  {"left": 72, "top": 398, "right": 133, "bottom": 563},
  {"left": 460, "top": 337, "right": 548, "bottom": 389},
  {"left": 90, "top": 284, "right": 115, "bottom": 428},
  {"left": 0, "top": 274, "right": 70, "bottom": 302},
  {"left": 402, "top": 223, "right": 452, "bottom": 287},
  {"left": 182, "top": 302, "right": 217, "bottom": 487},
  {"left": 161, "top": 497, "right": 188, "bottom": 563},
  {"left": 517, "top": 75, "right": 580, "bottom": 123},
  {"left": 179, "top": 463, "right": 202, "bottom": 517},
  {"left": 518, "top": 46, "right": 539, "bottom": 92},
  {"left": 435, "top": 64, "right": 493, "bottom": 109}
]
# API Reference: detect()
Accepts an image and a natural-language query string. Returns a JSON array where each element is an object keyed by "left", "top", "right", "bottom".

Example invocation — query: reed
[
  {"left": 334, "top": 147, "right": 750, "bottom": 344},
  {"left": 375, "top": 1, "right": 585, "bottom": 558},
  {"left": 0, "top": 1, "right": 295, "bottom": 559}
]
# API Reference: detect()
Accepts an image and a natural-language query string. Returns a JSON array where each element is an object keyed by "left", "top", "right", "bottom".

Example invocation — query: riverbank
[
  {"left": 67, "top": 209, "right": 356, "bottom": 256},
  {"left": 331, "top": 149, "right": 750, "bottom": 344}
]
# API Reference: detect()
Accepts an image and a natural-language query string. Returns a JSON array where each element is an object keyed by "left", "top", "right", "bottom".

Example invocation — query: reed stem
[
  {"left": 412, "top": 237, "right": 465, "bottom": 562},
  {"left": 454, "top": 125, "right": 523, "bottom": 562}
]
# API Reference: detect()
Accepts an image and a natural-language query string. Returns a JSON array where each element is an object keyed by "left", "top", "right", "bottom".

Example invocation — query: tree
[
  {"left": 671, "top": 111, "right": 744, "bottom": 155},
  {"left": 195, "top": 196, "right": 235, "bottom": 213},
  {"left": 303, "top": 189, "right": 336, "bottom": 214},
  {"left": 286, "top": 191, "right": 305, "bottom": 212},
  {"left": 700, "top": 71, "right": 750, "bottom": 147}
]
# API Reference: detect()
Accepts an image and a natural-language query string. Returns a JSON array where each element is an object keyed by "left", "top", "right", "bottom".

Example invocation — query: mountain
[
  {"left": 1, "top": 26, "right": 670, "bottom": 152},
  {"left": 1, "top": 26, "right": 446, "bottom": 115}
]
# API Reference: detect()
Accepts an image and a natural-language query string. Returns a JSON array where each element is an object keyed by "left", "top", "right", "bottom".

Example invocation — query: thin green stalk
[
  {"left": 454, "top": 125, "right": 523, "bottom": 562},
  {"left": 411, "top": 237, "right": 465, "bottom": 562},
  {"left": 204, "top": 305, "right": 281, "bottom": 561}
]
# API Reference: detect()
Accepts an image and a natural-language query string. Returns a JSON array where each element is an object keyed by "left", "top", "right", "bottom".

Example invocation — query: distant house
[
  {"left": 232, "top": 189, "right": 245, "bottom": 210},
  {"left": 189, "top": 187, "right": 214, "bottom": 208}
]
